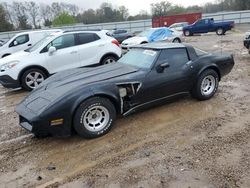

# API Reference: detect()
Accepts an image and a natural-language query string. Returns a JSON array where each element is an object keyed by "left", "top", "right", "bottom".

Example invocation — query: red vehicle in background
[{"left": 152, "top": 12, "right": 202, "bottom": 28}]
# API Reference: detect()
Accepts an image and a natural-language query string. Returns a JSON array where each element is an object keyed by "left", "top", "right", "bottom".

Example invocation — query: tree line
[{"left": 0, "top": 0, "right": 249, "bottom": 32}]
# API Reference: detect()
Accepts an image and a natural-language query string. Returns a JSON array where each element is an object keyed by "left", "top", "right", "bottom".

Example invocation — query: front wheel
[
  {"left": 216, "top": 28, "right": 224, "bottom": 35},
  {"left": 21, "top": 68, "right": 47, "bottom": 91},
  {"left": 73, "top": 97, "right": 116, "bottom": 138},
  {"left": 191, "top": 69, "right": 219, "bottom": 101},
  {"left": 184, "top": 30, "right": 192, "bottom": 36}
]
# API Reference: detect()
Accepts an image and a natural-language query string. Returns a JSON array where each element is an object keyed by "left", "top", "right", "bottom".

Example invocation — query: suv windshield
[
  {"left": 118, "top": 48, "right": 159, "bottom": 68},
  {"left": 25, "top": 35, "right": 55, "bottom": 52}
]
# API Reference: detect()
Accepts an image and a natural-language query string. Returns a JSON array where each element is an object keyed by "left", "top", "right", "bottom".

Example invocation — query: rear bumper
[{"left": 0, "top": 75, "right": 20, "bottom": 88}]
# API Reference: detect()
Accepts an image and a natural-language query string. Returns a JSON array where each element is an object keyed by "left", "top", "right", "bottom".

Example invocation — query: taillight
[{"left": 112, "top": 40, "right": 120, "bottom": 47}]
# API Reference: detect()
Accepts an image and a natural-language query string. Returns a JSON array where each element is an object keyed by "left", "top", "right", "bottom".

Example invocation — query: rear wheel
[
  {"left": 21, "top": 68, "right": 47, "bottom": 91},
  {"left": 172, "top": 38, "right": 181, "bottom": 43},
  {"left": 101, "top": 55, "right": 117, "bottom": 65},
  {"left": 73, "top": 97, "right": 116, "bottom": 138},
  {"left": 191, "top": 69, "right": 219, "bottom": 101}
]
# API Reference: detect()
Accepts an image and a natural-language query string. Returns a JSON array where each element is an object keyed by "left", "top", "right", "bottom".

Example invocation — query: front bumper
[
  {"left": 244, "top": 39, "right": 250, "bottom": 49},
  {"left": 16, "top": 102, "right": 73, "bottom": 137},
  {"left": 0, "top": 75, "right": 20, "bottom": 88}
]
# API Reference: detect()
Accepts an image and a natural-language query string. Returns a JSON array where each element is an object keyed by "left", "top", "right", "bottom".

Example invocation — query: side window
[
  {"left": 196, "top": 20, "right": 204, "bottom": 25},
  {"left": 42, "top": 34, "right": 75, "bottom": 52},
  {"left": 156, "top": 48, "right": 189, "bottom": 68},
  {"left": 120, "top": 30, "right": 127, "bottom": 34},
  {"left": 77, "top": 33, "right": 100, "bottom": 45},
  {"left": 9, "top": 34, "right": 29, "bottom": 47},
  {"left": 113, "top": 30, "right": 120, "bottom": 34}
]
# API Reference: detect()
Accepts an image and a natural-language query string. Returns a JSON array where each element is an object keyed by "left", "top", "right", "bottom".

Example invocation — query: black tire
[
  {"left": 191, "top": 69, "right": 219, "bottom": 101},
  {"left": 101, "top": 55, "right": 118, "bottom": 65},
  {"left": 21, "top": 68, "right": 47, "bottom": 91},
  {"left": 216, "top": 28, "right": 224, "bottom": 35},
  {"left": 172, "top": 38, "right": 181, "bottom": 43},
  {"left": 184, "top": 30, "right": 192, "bottom": 36},
  {"left": 73, "top": 97, "right": 116, "bottom": 139}
]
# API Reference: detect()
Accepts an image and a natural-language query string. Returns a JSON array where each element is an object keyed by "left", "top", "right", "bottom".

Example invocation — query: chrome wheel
[
  {"left": 103, "top": 58, "right": 116, "bottom": 64},
  {"left": 201, "top": 75, "right": 216, "bottom": 96},
  {"left": 83, "top": 105, "right": 110, "bottom": 132},
  {"left": 25, "top": 71, "right": 44, "bottom": 89}
]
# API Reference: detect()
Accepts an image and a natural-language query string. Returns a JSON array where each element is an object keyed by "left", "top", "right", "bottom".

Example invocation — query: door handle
[
  {"left": 27, "top": 44, "right": 32, "bottom": 46},
  {"left": 70, "top": 51, "right": 77, "bottom": 54},
  {"left": 98, "top": 44, "right": 105, "bottom": 47}
]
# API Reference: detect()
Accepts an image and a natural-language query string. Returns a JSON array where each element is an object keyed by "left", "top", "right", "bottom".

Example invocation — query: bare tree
[{"left": 26, "top": 1, "right": 40, "bottom": 29}]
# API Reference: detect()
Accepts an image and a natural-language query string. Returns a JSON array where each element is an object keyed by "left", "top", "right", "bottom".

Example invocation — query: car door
[
  {"left": 193, "top": 19, "right": 208, "bottom": 33},
  {"left": 76, "top": 33, "right": 102, "bottom": 66},
  {"left": 144, "top": 48, "right": 193, "bottom": 100},
  {"left": 42, "top": 34, "right": 80, "bottom": 73},
  {"left": 8, "top": 34, "right": 30, "bottom": 53}
]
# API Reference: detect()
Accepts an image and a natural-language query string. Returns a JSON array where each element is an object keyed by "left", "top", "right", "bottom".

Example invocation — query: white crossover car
[
  {"left": 0, "top": 30, "right": 121, "bottom": 90},
  {"left": 121, "top": 27, "right": 183, "bottom": 49},
  {"left": 0, "top": 30, "right": 61, "bottom": 58}
]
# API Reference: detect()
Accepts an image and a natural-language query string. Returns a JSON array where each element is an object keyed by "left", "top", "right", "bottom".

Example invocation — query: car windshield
[
  {"left": 118, "top": 48, "right": 159, "bottom": 69},
  {"left": 24, "top": 35, "right": 55, "bottom": 52},
  {"left": 138, "top": 29, "right": 156, "bottom": 37}
]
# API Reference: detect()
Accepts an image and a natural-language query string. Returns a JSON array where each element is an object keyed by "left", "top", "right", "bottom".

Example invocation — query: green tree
[
  {"left": 0, "top": 4, "right": 14, "bottom": 32},
  {"left": 52, "top": 12, "right": 76, "bottom": 26}
]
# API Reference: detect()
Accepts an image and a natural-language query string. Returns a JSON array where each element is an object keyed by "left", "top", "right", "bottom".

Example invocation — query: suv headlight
[{"left": 0, "top": 61, "right": 19, "bottom": 71}]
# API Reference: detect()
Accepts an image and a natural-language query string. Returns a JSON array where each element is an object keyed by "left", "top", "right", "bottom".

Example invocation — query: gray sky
[{"left": 0, "top": 0, "right": 216, "bottom": 15}]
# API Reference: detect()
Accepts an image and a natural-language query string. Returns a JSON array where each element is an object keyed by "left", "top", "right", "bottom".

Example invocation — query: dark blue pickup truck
[{"left": 183, "top": 18, "right": 234, "bottom": 36}]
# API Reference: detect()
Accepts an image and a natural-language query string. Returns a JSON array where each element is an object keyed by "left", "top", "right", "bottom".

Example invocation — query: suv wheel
[
  {"left": 101, "top": 56, "right": 117, "bottom": 65},
  {"left": 21, "top": 68, "right": 47, "bottom": 91}
]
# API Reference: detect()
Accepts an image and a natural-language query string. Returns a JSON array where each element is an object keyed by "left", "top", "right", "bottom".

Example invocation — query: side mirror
[
  {"left": 13, "top": 41, "right": 18, "bottom": 46},
  {"left": 156, "top": 62, "right": 170, "bottom": 73},
  {"left": 48, "top": 46, "right": 56, "bottom": 54}
]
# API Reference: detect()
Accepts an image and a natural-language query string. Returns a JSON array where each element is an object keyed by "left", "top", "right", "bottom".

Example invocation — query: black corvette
[{"left": 16, "top": 43, "right": 234, "bottom": 138}]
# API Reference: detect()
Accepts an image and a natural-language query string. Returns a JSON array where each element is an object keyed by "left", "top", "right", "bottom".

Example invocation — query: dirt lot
[{"left": 0, "top": 28, "right": 250, "bottom": 188}]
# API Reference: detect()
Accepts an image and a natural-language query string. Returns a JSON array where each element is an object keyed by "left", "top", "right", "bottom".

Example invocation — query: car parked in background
[
  {"left": 169, "top": 22, "right": 189, "bottom": 32},
  {"left": 109, "top": 29, "right": 135, "bottom": 43},
  {"left": 16, "top": 43, "right": 235, "bottom": 138},
  {"left": 244, "top": 31, "right": 250, "bottom": 54},
  {"left": 0, "top": 30, "right": 61, "bottom": 58},
  {"left": 0, "top": 30, "right": 121, "bottom": 91},
  {"left": 121, "top": 27, "right": 183, "bottom": 49},
  {"left": 183, "top": 18, "right": 234, "bottom": 36}
]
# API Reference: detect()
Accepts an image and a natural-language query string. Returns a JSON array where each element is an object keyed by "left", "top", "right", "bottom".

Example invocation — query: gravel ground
[{"left": 0, "top": 28, "right": 250, "bottom": 188}]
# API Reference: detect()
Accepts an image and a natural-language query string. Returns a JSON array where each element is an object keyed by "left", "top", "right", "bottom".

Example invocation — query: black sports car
[{"left": 16, "top": 43, "right": 234, "bottom": 138}]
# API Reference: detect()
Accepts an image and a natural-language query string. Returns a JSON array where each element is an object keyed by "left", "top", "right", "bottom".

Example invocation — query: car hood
[
  {"left": 122, "top": 36, "right": 148, "bottom": 45},
  {"left": 17, "top": 63, "right": 140, "bottom": 115},
  {"left": 0, "top": 51, "right": 30, "bottom": 65},
  {"left": 41, "top": 63, "right": 139, "bottom": 91}
]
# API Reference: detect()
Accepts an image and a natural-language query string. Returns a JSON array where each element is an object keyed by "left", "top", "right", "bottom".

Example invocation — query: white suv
[{"left": 0, "top": 30, "right": 121, "bottom": 90}]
